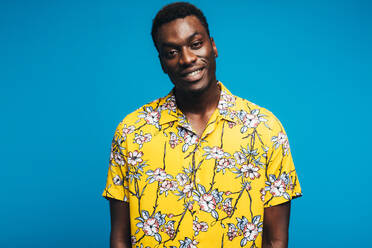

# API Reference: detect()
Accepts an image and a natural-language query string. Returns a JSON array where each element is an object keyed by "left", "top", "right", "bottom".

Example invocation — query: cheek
[
  {"left": 162, "top": 60, "right": 178, "bottom": 73},
  {"left": 195, "top": 46, "right": 210, "bottom": 57}
]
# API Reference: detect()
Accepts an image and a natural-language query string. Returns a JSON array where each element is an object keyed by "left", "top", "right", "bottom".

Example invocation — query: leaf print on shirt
[
  {"left": 112, "top": 175, "right": 123, "bottom": 186},
  {"left": 146, "top": 168, "right": 173, "bottom": 184},
  {"left": 193, "top": 186, "right": 223, "bottom": 220},
  {"left": 160, "top": 95, "right": 177, "bottom": 113},
  {"left": 159, "top": 180, "right": 178, "bottom": 196},
  {"left": 138, "top": 106, "right": 161, "bottom": 130},
  {"left": 177, "top": 127, "right": 198, "bottom": 152},
  {"left": 240, "top": 163, "right": 261, "bottom": 180},
  {"left": 265, "top": 172, "right": 291, "bottom": 201},
  {"left": 135, "top": 210, "right": 166, "bottom": 243},
  {"left": 203, "top": 146, "right": 230, "bottom": 160},
  {"left": 218, "top": 89, "right": 236, "bottom": 119},
  {"left": 164, "top": 220, "right": 176, "bottom": 238},
  {"left": 113, "top": 150, "right": 125, "bottom": 166},
  {"left": 233, "top": 215, "right": 263, "bottom": 247},
  {"left": 133, "top": 131, "right": 152, "bottom": 149},
  {"left": 193, "top": 216, "right": 209, "bottom": 236},
  {"left": 237, "top": 109, "right": 267, "bottom": 133},
  {"left": 271, "top": 131, "right": 290, "bottom": 155},
  {"left": 169, "top": 131, "right": 182, "bottom": 149},
  {"left": 122, "top": 124, "right": 135, "bottom": 141},
  {"left": 178, "top": 237, "right": 199, "bottom": 248},
  {"left": 128, "top": 150, "right": 143, "bottom": 166},
  {"left": 216, "top": 158, "right": 235, "bottom": 174}
]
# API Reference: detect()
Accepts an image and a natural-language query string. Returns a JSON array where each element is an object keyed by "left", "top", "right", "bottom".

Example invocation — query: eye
[
  {"left": 165, "top": 49, "right": 178, "bottom": 59},
  {"left": 191, "top": 41, "right": 203, "bottom": 49}
]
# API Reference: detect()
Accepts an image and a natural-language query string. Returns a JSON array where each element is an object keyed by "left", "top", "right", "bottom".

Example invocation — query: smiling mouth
[
  {"left": 181, "top": 68, "right": 205, "bottom": 81},
  {"left": 184, "top": 68, "right": 203, "bottom": 76}
]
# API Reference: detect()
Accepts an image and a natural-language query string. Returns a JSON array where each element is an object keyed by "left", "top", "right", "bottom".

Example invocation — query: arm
[
  {"left": 262, "top": 201, "right": 291, "bottom": 248},
  {"left": 109, "top": 198, "right": 131, "bottom": 248}
]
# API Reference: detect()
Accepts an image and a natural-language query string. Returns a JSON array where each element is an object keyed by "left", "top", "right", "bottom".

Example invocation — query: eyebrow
[{"left": 161, "top": 32, "right": 203, "bottom": 48}]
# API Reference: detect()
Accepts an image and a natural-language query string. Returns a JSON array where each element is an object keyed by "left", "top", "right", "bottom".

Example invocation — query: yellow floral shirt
[{"left": 103, "top": 82, "right": 302, "bottom": 248}]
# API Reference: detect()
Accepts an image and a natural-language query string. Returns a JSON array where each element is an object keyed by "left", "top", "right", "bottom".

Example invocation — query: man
[{"left": 103, "top": 2, "right": 302, "bottom": 248}]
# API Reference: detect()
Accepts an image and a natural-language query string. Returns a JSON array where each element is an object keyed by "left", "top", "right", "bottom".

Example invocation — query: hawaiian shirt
[{"left": 102, "top": 82, "right": 302, "bottom": 248}]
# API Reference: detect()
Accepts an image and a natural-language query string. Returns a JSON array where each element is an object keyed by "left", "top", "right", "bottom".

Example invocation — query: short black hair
[{"left": 151, "top": 2, "right": 210, "bottom": 50}]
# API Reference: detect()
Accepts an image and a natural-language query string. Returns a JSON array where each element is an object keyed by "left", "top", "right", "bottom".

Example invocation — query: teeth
[{"left": 186, "top": 69, "right": 202, "bottom": 76}]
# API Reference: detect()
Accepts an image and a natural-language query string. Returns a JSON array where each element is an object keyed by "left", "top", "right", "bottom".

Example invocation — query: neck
[{"left": 174, "top": 80, "right": 220, "bottom": 115}]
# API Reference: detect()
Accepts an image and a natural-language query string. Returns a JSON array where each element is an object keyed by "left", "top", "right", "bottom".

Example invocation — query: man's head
[
  {"left": 151, "top": 2, "right": 218, "bottom": 95},
  {"left": 151, "top": 2, "right": 210, "bottom": 50}
]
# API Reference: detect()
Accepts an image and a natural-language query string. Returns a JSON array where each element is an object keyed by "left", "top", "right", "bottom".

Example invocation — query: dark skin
[
  {"left": 109, "top": 199, "right": 131, "bottom": 248},
  {"left": 109, "top": 15, "right": 291, "bottom": 248}
]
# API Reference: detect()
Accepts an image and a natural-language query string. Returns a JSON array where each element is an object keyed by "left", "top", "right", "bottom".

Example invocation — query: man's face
[{"left": 155, "top": 15, "right": 218, "bottom": 94}]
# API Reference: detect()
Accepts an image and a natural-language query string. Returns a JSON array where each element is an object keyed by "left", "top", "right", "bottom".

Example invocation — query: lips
[{"left": 180, "top": 67, "right": 205, "bottom": 82}]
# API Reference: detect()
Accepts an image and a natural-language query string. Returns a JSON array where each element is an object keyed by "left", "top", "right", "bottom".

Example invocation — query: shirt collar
[{"left": 158, "top": 81, "right": 238, "bottom": 126}]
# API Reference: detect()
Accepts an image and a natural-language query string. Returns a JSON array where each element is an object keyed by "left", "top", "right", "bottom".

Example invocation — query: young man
[{"left": 103, "top": 2, "right": 302, "bottom": 248}]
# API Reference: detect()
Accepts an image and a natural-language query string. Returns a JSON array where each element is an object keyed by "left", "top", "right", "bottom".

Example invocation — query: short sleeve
[
  {"left": 102, "top": 122, "right": 130, "bottom": 202},
  {"left": 264, "top": 118, "right": 302, "bottom": 207}
]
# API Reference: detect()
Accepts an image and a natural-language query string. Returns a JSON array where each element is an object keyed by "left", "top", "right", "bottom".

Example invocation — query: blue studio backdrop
[{"left": 1, "top": 0, "right": 371, "bottom": 247}]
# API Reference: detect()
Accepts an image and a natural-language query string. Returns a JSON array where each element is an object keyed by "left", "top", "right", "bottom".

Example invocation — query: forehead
[{"left": 156, "top": 15, "right": 208, "bottom": 46}]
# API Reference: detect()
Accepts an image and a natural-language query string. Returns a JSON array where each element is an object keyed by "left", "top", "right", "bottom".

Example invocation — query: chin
[{"left": 178, "top": 78, "right": 213, "bottom": 95}]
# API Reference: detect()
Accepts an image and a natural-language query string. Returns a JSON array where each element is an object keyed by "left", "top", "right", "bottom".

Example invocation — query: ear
[
  {"left": 158, "top": 54, "right": 168, "bottom": 74},
  {"left": 210, "top": 37, "right": 218, "bottom": 58}
]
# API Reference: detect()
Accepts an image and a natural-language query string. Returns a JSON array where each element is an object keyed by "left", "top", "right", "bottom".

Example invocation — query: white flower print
[
  {"left": 241, "top": 163, "right": 260, "bottom": 180},
  {"left": 145, "top": 168, "right": 173, "bottom": 184},
  {"left": 159, "top": 180, "right": 178, "bottom": 196},
  {"left": 113, "top": 175, "right": 123, "bottom": 186},
  {"left": 169, "top": 132, "right": 182, "bottom": 148},
  {"left": 266, "top": 173, "right": 291, "bottom": 200},
  {"left": 272, "top": 131, "right": 287, "bottom": 146},
  {"left": 176, "top": 173, "right": 189, "bottom": 186},
  {"left": 244, "top": 113, "right": 260, "bottom": 128},
  {"left": 221, "top": 198, "right": 233, "bottom": 216},
  {"left": 179, "top": 237, "right": 198, "bottom": 248},
  {"left": 127, "top": 150, "right": 143, "bottom": 166},
  {"left": 234, "top": 151, "right": 247, "bottom": 165},
  {"left": 178, "top": 127, "right": 198, "bottom": 152},
  {"left": 218, "top": 90, "right": 236, "bottom": 117},
  {"left": 122, "top": 124, "right": 135, "bottom": 141},
  {"left": 198, "top": 193, "right": 216, "bottom": 213},
  {"left": 270, "top": 178, "right": 286, "bottom": 197},
  {"left": 142, "top": 217, "right": 159, "bottom": 236},
  {"left": 183, "top": 183, "right": 194, "bottom": 198},
  {"left": 227, "top": 224, "right": 238, "bottom": 241},
  {"left": 114, "top": 152, "right": 125, "bottom": 166},
  {"left": 145, "top": 111, "right": 160, "bottom": 125},
  {"left": 235, "top": 216, "right": 263, "bottom": 245},
  {"left": 203, "top": 146, "right": 229, "bottom": 160},
  {"left": 153, "top": 168, "right": 167, "bottom": 182},
  {"left": 138, "top": 106, "right": 161, "bottom": 129},
  {"left": 272, "top": 131, "right": 290, "bottom": 155},
  {"left": 260, "top": 188, "right": 266, "bottom": 202},
  {"left": 184, "top": 132, "right": 198, "bottom": 149},
  {"left": 216, "top": 158, "right": 235, "bottom": 173},
  {"left": 243, "top": 223, "right": 259, "bottom": 241},
  {"left": 160, "top": 96, "right": 177, "bottom": 113},
  {"left": 133, "top": 131, "right": 152, "bottom": 149},
  {"left": 164, "top": 220, "right": 176, "bottom": 238},
  {"left": 193, "top": 217, "right": 208, "bottom": 236},
  {"left": 238, "top": 109, "right": 267, "bottom": 133}
]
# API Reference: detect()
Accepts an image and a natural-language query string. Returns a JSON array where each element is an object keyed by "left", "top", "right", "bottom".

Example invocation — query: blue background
[{"left": 1, "top": 0, "right": 371, "bottom": 247}]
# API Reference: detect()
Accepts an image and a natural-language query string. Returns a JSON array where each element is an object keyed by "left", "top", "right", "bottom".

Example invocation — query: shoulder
[
  {"left": 234, "top": 94, "right": 285, "bottom": 131},
  {"left": 113, "top": 94, "right": 171, "bottom": 136}
]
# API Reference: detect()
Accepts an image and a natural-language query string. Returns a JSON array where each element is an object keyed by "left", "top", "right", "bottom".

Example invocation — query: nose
[{"left": 179, "top": 47, "right": 197, "bottom": 66}]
